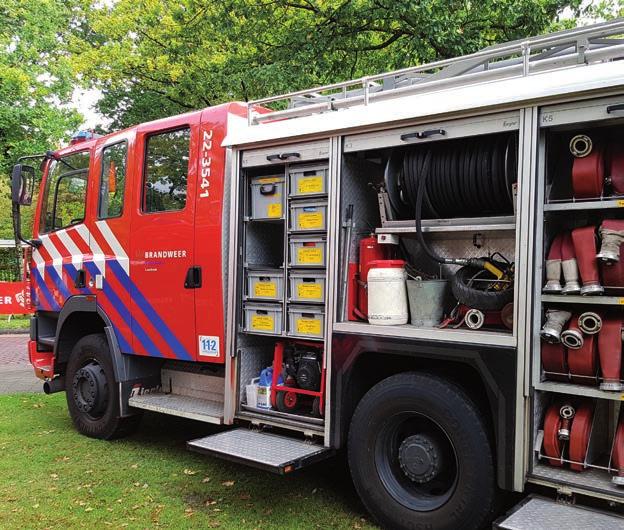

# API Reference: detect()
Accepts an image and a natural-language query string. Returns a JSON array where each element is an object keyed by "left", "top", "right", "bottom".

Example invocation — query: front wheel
[
  {"left": 65, "top": 333, "right": 140, "bottom": 440},
  {"left": 348, "top": 372, "right": 496, "bottom": 530}
]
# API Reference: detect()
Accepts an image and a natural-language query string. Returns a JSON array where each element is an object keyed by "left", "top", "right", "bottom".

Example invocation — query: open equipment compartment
[
  {"left": 233, "top": 140, "right": 331, "bottom": 433},
  {"left": 530, "top": 94, "right": 624, "bottom": 500},
  {"left": 530, "top": 389, "right": 624, "bottom": 500},
  {"left": 336, "top": 111, "right": 521, "bottom": 340}
]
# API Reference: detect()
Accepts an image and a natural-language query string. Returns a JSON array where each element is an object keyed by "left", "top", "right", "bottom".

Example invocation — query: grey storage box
[
  {"left": 288, "top": 304, "right": 325, "bottom": 339},
  {"left": 250, "top": 175, "right": 285, "bottom": 220},
  {"left": 289, "top": 200, "right": 327, "bottom": 232},
  {"left": 289, "top": 270, "right": 326, "bottom": 303},
  {"left": 243, "top": 303, "right": 283, "bottom": 335},
  {"left": 246, "top": 269, "right": 284, "bottom": 301},
  {"left": 289, "top": 235, "right": 326, "bottom": 267},
  {"left": 289, "top": 164, "right": 328, "bottom": 197}
]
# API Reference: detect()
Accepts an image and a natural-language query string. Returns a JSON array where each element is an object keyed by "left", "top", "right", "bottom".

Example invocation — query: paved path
[{"left": 0, "top": 334, "right": 40, "bottom": 394}]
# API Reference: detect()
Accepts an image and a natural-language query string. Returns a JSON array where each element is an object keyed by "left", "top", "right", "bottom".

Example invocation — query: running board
[
  {"left": 128, "top": 391, "right": 223, "bottom": 425},
  {"left": 187, "top": 428, "right": 332, "bottom": 474},
  {"left": 494, "top": 495, "right": 624, "bottom": 529}
]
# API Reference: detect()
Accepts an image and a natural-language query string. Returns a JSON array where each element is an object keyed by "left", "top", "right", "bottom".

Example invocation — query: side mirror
[{"left": 11, "top": 164, "right": 35, "bottom": 206}]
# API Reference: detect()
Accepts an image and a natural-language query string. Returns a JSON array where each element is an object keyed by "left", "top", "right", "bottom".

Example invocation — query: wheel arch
[
  {"left": 338, "top": 351, "right": 494, "bottom": 447},
  {"left": 330, "top": 333, "right": 518, "bottom": 490},
  {"left": 54, "top": 296, "right": 126, "bottom": 382}
]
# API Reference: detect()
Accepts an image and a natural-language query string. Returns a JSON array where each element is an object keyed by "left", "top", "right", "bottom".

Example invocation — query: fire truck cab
[{"left": 13, "top": 20, "right": 624, "bottom": 530}]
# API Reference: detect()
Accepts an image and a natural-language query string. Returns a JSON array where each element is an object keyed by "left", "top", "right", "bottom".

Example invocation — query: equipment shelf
[
  {"left": 534, "top": 381, "right": 624, "bottom": 402},
  {"left": 239, "top": 404, "right": 324, "bottom": 427},
  {"left": 529, "top": 464, "right": 624, "bottom": 502},
  {"left": 541, "top": 294, "right": 624, "bottom": 306},
  {"left": 544, "top": 198, "right": 624, "bottom": 211},
  {"left": 244, "top": 217, "right": 285, "bottom": 223},
  {"left": 376, "top": 215, "right": 516, "bottom": 234},
  {"left": 241, "top": 330, "right": 324, "bottom": 342},
  {"left": 333, "top": 322, "right": 515, "bottom": 347}
]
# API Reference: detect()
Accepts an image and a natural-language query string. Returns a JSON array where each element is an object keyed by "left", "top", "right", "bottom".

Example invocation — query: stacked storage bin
[
  {"left": 243, "top": 174, "right": 286, "bottom": 336},
  {"left": 287, "top": 164, "right": 328, "bottom": 340}
]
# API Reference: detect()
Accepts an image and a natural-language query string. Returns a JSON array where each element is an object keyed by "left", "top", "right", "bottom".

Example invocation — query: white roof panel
[{"left": 223, "top": 61, "right": 624, "bottom": 148}]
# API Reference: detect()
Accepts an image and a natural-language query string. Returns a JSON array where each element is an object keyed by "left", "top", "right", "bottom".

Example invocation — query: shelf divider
[
  {"left": 535, "top": 380, "right": 624, "bottom": 401},
  {"left": 542, "top": 294, "right": 624, "bottom": 305},
  {"left": 544, "top": 198, "right": 624, "bottom": 211},
  {"left": 377, "top": 215, "right": 516, "bottom": 234}
]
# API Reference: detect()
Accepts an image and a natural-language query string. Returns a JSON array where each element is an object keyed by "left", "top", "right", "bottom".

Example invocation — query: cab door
[{"left": 128, "top": 114, "right": 201, "bottom": 361}]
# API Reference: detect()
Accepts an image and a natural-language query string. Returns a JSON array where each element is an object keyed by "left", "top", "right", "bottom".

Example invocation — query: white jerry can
[{"left": 367, "top": 260, "right": 408, "bottom": 326}]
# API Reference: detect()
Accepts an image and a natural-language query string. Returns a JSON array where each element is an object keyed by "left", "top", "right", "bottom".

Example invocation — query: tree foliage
[
  {"left": 0, "top": 0, "right": 86, "bottom": 238},
  {"left": 0, "top": 0, "right": 84, "bottom": 173},
  {"left": 73, "top": 0, "right": 609, "bottom": 130},
  {"left": 2, "top": 0, "right": 622, "bottom": 244}
]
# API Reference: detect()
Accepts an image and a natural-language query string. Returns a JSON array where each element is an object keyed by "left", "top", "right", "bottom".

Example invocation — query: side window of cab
[
  {"left": 39, "top": 151, "right": 90, "bottom": 233},
  {"left": 142, "top": 127, "right": 191, "bottom": 213},
  {"left": 98, "top": 142, "right": 128, "bottom": 219}
]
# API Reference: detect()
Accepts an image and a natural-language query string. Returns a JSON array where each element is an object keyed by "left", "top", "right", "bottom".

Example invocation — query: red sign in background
[{"left": 0, "top": 281, "right": 31, "bottom": 314}]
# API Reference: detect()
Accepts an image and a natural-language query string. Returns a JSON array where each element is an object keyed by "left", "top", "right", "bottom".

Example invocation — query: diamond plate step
[
  {"left": 128, "top": 392, "right": 223, "bottom": 425},
  {"left": 495, "top": 495, "right": 624, "bottom": 529},
  {"left": 529, "top": 463, "right": 624, "bottom": 501},
  {"left": 187, "top": 428, "right": 332, "bottom": 474}
]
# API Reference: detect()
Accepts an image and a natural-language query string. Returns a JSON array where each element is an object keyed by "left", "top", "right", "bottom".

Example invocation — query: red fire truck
[{"left": 11, "top": 20, "right": 624, "bottom": 529}]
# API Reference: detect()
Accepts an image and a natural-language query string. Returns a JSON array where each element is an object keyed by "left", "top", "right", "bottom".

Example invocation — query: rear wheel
[
  {"left": 65, "top": 333, "right": 140, "bottom": 440},
  {"left": 348, "top": 372, "right": 496, "bottom": 530}
]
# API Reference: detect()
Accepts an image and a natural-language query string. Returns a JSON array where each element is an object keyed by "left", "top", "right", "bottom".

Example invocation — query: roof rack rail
[{"left": 247, "top": 19, "right": 624, "bottom": 126}]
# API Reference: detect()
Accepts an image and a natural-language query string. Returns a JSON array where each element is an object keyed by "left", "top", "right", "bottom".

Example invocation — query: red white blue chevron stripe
[{"left": 30, "top": 222, "right": 192, "bottom": 361}]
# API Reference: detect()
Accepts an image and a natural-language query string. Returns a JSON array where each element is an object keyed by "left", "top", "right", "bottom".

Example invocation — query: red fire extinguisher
[{"left": 351, "top": 235, "right": 389, "bottom": 321}]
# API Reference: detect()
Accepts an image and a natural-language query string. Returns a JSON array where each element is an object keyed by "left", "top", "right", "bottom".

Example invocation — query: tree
[
  {"left": 72, "top": 0, "right": 615, "bottom": 130},
  {"left": 0, "top": 0, "right": 85, "bottom": 239}
]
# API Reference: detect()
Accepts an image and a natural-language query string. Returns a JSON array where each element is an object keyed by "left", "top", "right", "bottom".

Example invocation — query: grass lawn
[
  {"left": 0, "top": 315, "right": 29, "bottom": 331},
  {"left": 0, "top": 393, "right": 375, "bottom": 529}
]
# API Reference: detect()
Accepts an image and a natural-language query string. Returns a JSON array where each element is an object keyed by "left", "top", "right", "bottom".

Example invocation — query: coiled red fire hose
[
  {"left": 611, "top": 415, "right": 624, "bottom": 485},
  {"left": 569, "top": 401, "right": 594, "bottom": 472},
  {"left": 598, "top": 317, "right": 623, "bottom": 391},
  {"left": 571, "top": 226, "right": 603, "bottom": 295},
  {"left": 541, "top": 341, "right": 567, "bottom": 381},
  {"left": 543, "top": 404, "right": 565, "bottom": 467},
  {"left": 567, "top": 327, "right": 597, "bottom": 384},
  {"left": 609, "top": 147, "right": 624, "bottom": 195},
  {"left": 571, "top": 148, "right": 604, "bottom": 199}
]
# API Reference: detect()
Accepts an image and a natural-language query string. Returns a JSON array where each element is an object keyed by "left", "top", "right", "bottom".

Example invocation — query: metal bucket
[{"left": 406, "top": 278, "right": 448, "bottom": 327}]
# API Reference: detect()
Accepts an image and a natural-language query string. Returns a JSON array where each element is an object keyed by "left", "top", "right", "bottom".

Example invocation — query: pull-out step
[
  {"left": 187, "top": 428, "right": 332, "bottom": 474},
  {"left": 495, "top": 495, "right": 624, "bottom": 529},
  {"left": 129, "top": 392, "right": 223, "bottom": 425}
]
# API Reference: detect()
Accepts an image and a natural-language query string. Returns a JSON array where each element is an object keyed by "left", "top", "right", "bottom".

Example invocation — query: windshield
[{"left": 39, "top": 151, "right": 91, "bottom": 233}]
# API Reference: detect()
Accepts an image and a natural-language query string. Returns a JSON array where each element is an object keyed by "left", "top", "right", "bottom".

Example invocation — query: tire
[
  {"left": 276, "top": 391, "right": 299, "bottom": 413},
  {"left": 348, "top": 372, "right": 496, "bottom": 530},
  {"left": 451, "top": 265, "right": 513, "bottom": 311},
  {"left": 312, "top": 396, "right": 322, "bottom": 417},
  {"left": 65, "top": 333, "right": 141, "bottom": 440}
]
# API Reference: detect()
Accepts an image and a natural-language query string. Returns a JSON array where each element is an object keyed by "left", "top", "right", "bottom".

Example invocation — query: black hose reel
[
  {"left": 386, "top": 133, "right": 517, "bottom": 219},
  {"left": 385, "top": 133, "right": 518, "bottom": 311}
]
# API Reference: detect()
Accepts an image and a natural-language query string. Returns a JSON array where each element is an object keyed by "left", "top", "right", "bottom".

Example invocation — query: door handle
[
  {"left": 184, "top": 266, "right": 202, "bottom": 289},
  {"left": 74, "top": 269, "right": 86, "bottom": 289},
  {"left": 606, "top": 103, "right": 624, "bottom": 115},
  {"left": 417, "top": 128, "right": 446, "bottom": 139},
  {"left": 400, "top": 129, "right": 446, "bottom": 141}
]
